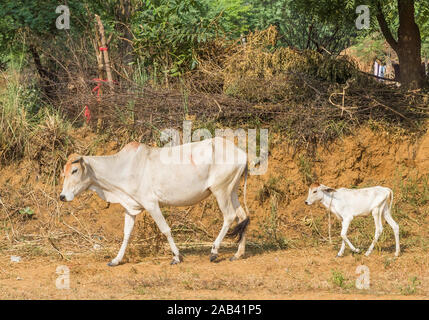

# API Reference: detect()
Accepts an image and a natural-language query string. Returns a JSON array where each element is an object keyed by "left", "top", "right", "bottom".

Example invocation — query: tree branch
[
  {"left": 375, "top": 1, "right": 398, "bottom": 52},
  {"left": 306, "top": 24, "right": 313, "bottom": 49}
]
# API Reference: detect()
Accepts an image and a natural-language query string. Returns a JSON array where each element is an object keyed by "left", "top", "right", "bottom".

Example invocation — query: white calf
[{"left": 305, "top": 183, "right": 400, "bottom": 257}]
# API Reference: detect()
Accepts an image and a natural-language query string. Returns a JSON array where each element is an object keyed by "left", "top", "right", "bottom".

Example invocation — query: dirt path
[{"left": 1, "top": 246, "right": 428, "bottom": 299}]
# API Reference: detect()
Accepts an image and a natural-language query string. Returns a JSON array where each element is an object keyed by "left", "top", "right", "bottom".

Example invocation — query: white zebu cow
[
  {"left": 305, "top": 183, "right": 400, "bottom": 257},
  {"left": 60, "top": 137, "right": 250, "bottom": 266}
]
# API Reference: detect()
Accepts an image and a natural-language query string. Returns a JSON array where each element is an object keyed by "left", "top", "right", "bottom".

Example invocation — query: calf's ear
[
  {"left": 310, "top": 181, "right": 320, "bottom": 188},
  {"left": 323, "top": 187, "right": 336, "bottom": 193}
]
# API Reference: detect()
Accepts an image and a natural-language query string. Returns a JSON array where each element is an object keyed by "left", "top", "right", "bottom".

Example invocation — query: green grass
[
  {"left": 330, "top": 269, "right": 353, "bottom": 289},
  {"left": 0, "top": 71, "right": 33, "bottom": 163},
  {"left": 257, "top": 176, "right": 285, "bottom": 204},
  {"left": 399, "top": 276, "right": 421, "bottom": 295},
  {"left": 134, "top": 286, "right": 147, "bottom": 295},
  {"left": 398, "top": 175, "right": 429, "bottom": 207},
  {"left": 255, "top": 197, "right": 289, "bottom": 250},
  {"left": 19, "top": 207, "right": 35, "bottom": 219},
  {"left": 324, "top": 119, "right": 349, "bottom": 139},
  {"left": 297, "top": 154, "right": 315, "bottom": 184},
  {"left": 0, "top": 66, "right": 73, "bottom": 169}
]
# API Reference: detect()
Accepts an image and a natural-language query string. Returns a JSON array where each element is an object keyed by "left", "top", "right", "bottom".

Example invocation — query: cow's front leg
[
  {"left": 108, "top": 212, "right": 136, "bottom": 266},
  {"left": 146, "top": 202, "right": 182, "bottom": 265}
]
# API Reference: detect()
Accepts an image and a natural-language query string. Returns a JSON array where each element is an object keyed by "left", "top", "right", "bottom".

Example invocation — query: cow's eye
[
  {"left": 71, "top": 168, "right": 78, "bottom": 174},
  {"left": 313, "top": 190, "right": 317, "bottom": 194}
]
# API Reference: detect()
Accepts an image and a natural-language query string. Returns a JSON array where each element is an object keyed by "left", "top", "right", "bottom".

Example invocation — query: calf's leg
[
  {"left": 337, "top": 240, "right": 346, "bottom": 257},
  {"left": 383, "top": 207, "right": 400, "bottom": 256},
  {"left": 365, "top": 207, "right": 383, "bottom": 256},
  {"left": 338, "top": 217, "right": 360, "bottom": 256}
]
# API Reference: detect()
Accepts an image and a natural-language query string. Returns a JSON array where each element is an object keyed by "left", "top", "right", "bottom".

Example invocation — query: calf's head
[
  {"left": 60, "top": 154, "right": 91, "bottom": 202},
  {"left": 305, "top": 183, "right": 335, "bottom": 205}
]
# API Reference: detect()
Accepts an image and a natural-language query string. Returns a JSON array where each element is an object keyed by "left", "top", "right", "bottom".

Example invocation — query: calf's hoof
[
  {"left": 229, "top": 256, "right": 239, "bottom": 262},
  {"left": 354, "top": 248, "right": 361, "bottom": 253},
  {"left": 170, "top": 255, "right": 183, "bottom": 265},
  {"left": 210, "top": 254, "right": 218, "bottom": 262},
  {"left": 107, "top": 260, "right": 119, "bottom": 267}
]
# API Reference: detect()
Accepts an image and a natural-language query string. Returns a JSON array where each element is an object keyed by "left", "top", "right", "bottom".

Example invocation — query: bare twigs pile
[{"left": 20, "top": 26, "right": 423, "bottom": 153}]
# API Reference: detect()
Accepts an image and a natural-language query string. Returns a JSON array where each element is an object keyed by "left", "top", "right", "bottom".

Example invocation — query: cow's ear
[
  {"left": 71, "top": 157, "right": 82, "bottom": 164},
  {"left": 71, "top": 156, "right": 86, "bottom": 173},
  {"left": 323, "top": 187, "right": 336, "bottom": 193}
]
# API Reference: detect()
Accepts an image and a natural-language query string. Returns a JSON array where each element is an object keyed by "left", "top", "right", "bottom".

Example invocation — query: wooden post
[
  {"left": 95, "top": 14, "right": 113, "bottom": 89},
  {"left": 93, "top": 26, "right": 104, "bottom": 80}
]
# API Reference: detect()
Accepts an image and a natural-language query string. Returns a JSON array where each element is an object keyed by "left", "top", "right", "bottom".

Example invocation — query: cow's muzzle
[{"left": 59, "top": 194, "right": 66, "bottom": 202}]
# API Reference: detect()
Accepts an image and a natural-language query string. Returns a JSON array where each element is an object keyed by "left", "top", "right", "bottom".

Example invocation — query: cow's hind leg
[
  {"left": 145, "top": 202, "right": 182, "bottom": 265},
  {"left": 365, "top": 207, "right": 383, "bottom": 256},
  {"left": 108, "top": 211, "right": 136, "bottom": 266},
  {"left": 229, "top": 190, "right": 249, "bottom": 261},
  {"left": 210, "top": 189, "right": 237, "bottom": 262}
]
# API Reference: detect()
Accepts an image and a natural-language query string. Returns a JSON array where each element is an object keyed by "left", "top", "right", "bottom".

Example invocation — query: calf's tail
[{"left": 385, "top": 188, "right": 394, "bottom": 216}]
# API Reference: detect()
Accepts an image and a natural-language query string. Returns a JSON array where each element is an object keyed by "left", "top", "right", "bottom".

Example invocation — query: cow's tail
[
  {"left": 242, "top": 163, "right": 250, "bottom": 218},
  {"left": 227, "top": 164, "right": 250, "bottom": 243}
]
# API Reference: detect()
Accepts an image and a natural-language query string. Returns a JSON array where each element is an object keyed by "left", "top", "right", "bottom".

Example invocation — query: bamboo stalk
[
  {"left": 93, "top": 27, "right": 104, "bottom": 80},
  {"left": 95, "top": 14, "right": 113, "bottom": 89}
]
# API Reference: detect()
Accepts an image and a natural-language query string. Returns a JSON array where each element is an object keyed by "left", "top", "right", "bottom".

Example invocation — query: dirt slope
[{"left": 0, "top": 124, "right": 428, "bottom": 299}]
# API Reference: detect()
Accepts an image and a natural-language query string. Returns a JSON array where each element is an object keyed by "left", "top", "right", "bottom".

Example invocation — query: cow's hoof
[
  {"left": 364, "top": 251, "right": 371, "bottom": 257},
  {"left": 229, "top": 256, "right": 239, "bottom": 262},
  {"left": 354, "top": 248, "right": 361, "bottom": 253},
  {"left": 210, "top": 254, "right": 218, "bottom": 262},
  {"left": 107, "top": 261, "right": 119, "bottom": 267},
  {"left": 335, "top": 255, "right": 343, "bottom": 258}
]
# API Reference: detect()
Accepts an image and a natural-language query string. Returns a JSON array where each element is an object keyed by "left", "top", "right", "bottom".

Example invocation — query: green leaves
[
  {"left": 247, "top": 0, "right": 358, "bottom": 53},
  {"left": 19, "top": 207, "right": 35, "bottom": 218},
  {"left": 416, "top": 0, "right": 429, "bottom": 57},
  {"left": 132, "top": 0, "right": 251, "bottom": 75},
  {"left": 0, "top": 0, "right": 88, "bottom": 63}
]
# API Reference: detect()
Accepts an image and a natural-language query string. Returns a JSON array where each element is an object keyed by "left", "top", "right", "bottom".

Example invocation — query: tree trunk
[
  {"left": 376, "top": 0, "right": 423, "bottom": 89},
  {"left": 396, "top": 0, "right": 423, "bottom": 88},
  {"left": 28, "top": 44, "right": 57, "bottom": 101},
  {"left": 115, "top": 0, "right": 134, "bottom": 65}
]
